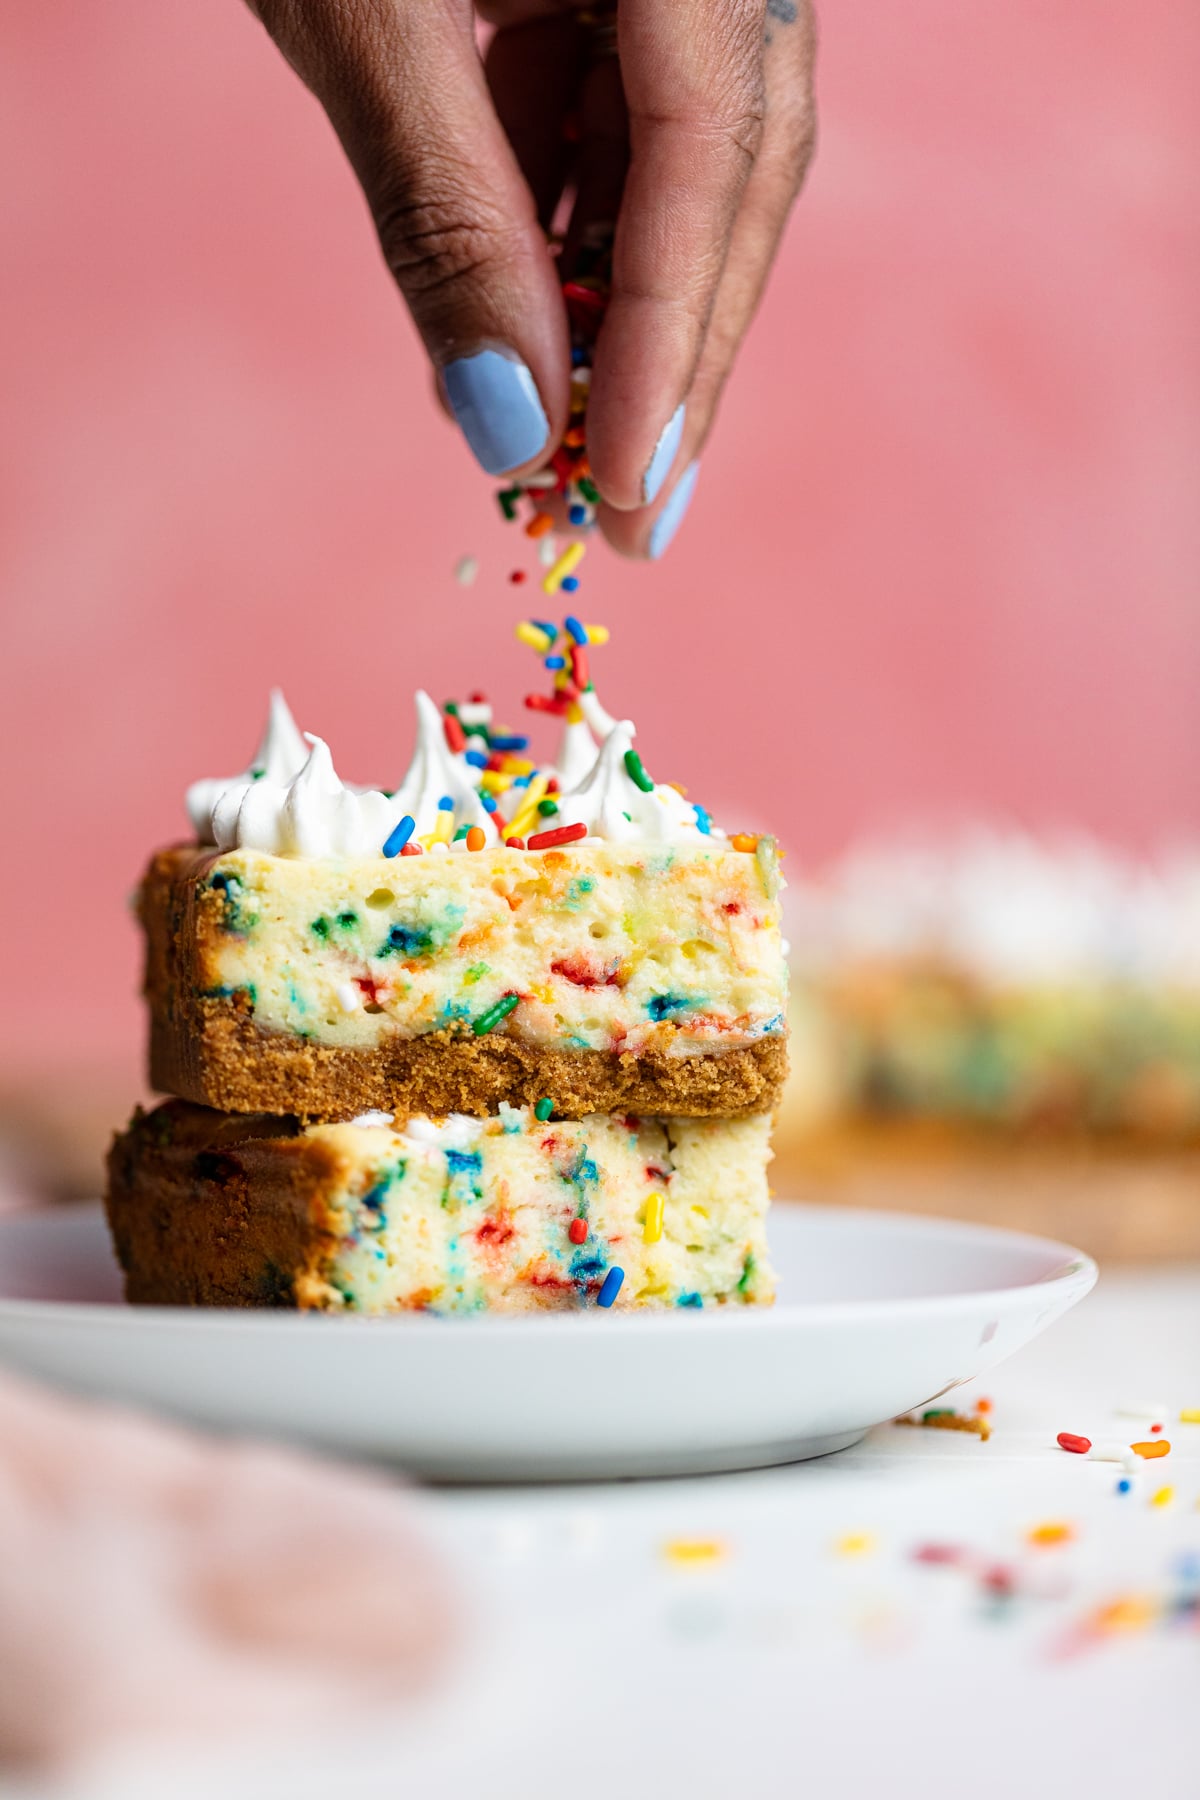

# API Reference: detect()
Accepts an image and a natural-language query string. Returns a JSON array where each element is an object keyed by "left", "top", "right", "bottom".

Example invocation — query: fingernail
[
  {"left": 648, "top": 461, "right": 700, "bottom": 559},
  {"left": 442, "top": 350, "right": 549, "bottom": 476},
  {"left": 642, "top": 401, "right": 686, "bottom": 505}
]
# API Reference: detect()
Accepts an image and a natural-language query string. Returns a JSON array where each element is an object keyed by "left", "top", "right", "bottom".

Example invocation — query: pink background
[{"left": 3, "top": 1, "right": 1198, "bottom": 1073}]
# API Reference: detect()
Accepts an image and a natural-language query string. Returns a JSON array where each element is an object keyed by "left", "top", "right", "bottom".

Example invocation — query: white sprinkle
[
  {"left": 430, "top": 841, "right": 449, "bottom": 856},
  {"left": 538, "top": 535, "right": 559, "bottom": 568},
  {"left": 1120, "top": 1447, "right": 1140, "bottom": 1473},
  {"left": 1115, "top": 1402, "right": 1170, "bottom": 1418},
  {"left": 1088, "top": 1442, "right": 1131, "bottom": 1463},
  {"left": 454, "top": 554, "right": 478, "bottom": 586},
  {"left": 520, "top": 471, "right": 558, "bottom": 490},
  {"left": 336, "top": 980, "right": 359, "bottom": 1013},
  {"left": 497, "top": 1100, "right": 525, "bottom": 1133}
]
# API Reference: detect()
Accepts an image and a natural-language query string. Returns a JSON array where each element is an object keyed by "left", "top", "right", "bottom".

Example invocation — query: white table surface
[{"left": 21, "top": 1263, "right": 1200, "bottom": 1800}]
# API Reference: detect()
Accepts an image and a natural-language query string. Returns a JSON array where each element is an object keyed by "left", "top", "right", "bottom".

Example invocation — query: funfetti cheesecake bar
[
  {"left": 106, "top": 1100, "right": 775, "bottom": 1314},
  {"left": 141, "top": 624, "right": 788, "bottom": 1121}
]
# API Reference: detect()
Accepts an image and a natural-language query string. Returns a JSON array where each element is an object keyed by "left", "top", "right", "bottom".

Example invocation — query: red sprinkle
[
  {"left": 505, "top": 836, "right": 526, "bottom": 849},
  {"left": 912, "top": 1544, "right": 967, "bottom": 1566},
  {"left": 443, "top": 713, "right": 466, "bottom": 754},
  {"left": 568, "top": 1218, "right": 588, "bottom": 1245},
  {"left": 1057, "top": 1431, "right": 1092, "bottom": 1455},
  {"left": 1150, "top": 1422, "right": 1163, "bottom": 1433},
  {"left": 570, "top": 644, "right": 590, "bottom": 689},
  {"left": 525, "top": 693, "right": 571, "bottom": 716},
  {"left": 528, "top": 822, "right": 588, "bottom": 850},
  {"left": 468, "top": 691, "right": 488, "bottom": 705},
  {"left": 400, "top": 841, "right": 423, "bottom": 856},
  {"left": 509, "top": 570, "right": 527, "bottom": 584}
]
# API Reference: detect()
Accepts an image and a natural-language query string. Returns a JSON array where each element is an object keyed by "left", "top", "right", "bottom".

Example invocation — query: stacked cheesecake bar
[{"left": 106, "top": 626, "right": 789, "bottom": 1313}]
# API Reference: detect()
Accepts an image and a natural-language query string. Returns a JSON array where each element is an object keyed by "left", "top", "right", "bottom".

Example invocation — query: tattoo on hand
[{"left": 765, "top": 0, "right": 798, "bottom": 42}]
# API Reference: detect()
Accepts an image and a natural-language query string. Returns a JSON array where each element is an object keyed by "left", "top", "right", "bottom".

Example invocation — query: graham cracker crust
[
  {"left": 150, "top": 1000, "right": 788, "bottom": 1122},
  {"left": 105, "top": 1102, "right": 334, "bottom": 1307}
]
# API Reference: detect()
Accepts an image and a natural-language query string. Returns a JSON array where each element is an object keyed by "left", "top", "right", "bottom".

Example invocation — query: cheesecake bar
[
  {"left": 106, "top": 1100, "right": 775, "bottom": 1313},
  {"left": 144, "top": 663, "right": 788, "bottom": 1120}
]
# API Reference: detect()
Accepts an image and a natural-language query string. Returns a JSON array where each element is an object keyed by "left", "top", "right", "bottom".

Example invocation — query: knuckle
[
  {"left": 775, "top": 88, "right": 817, "bottom": 195},
  {"left": 373, "top": 178, "right": 519, "bottom": 302}
]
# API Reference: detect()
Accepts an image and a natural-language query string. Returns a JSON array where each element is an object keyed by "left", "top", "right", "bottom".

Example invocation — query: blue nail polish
[
  {"left": 642, "top": 401, "right": 686, "bottom": 505},
  {"left": 648, "top": 461, "right": 700, "bottom": 559},
  {"left": 442, "top": 350, "right": 549, "bottom": 475}
]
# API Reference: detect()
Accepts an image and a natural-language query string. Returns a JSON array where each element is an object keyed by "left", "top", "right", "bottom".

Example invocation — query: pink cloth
[{"left": 0, "top": 1372, "right": 453, "bottom": 1773}]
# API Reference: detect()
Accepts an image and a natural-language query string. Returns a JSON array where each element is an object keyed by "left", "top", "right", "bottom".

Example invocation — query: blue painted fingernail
[
  {"left": 648, "top": 460, "right": 700, "bottom": 559},
  {"left": 442, "top": 350, "right": 550, "bottom": 475},
  {"left": 642, "top": 401, "right": 686, "bottom": 505}
]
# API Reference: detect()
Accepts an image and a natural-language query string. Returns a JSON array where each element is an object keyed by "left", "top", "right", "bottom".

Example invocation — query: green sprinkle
[
  {"left": 250, "top": 768, "right": 265, "bottom": 781},
  {"left": 444, "top": 700, "right": 460, "bottom": 717},
  {"left": 453, "top": 824, "right": 471, "bottom": 841},
  {"left": 472, "top": 992, "right": 520, "bottom": 1036},
  {"left": 923, "top": 1408, "right": 956, "bottom": 1421},
  {"left": 577, "top": 476, "right": 600, "bottom": 504},
  {"left": 497, "top": 488, "right": 520, "bottom": 521},
  {"left": 537, "top": 797, "right": 559, "bottom": 816},
  {"left": 534, "top": 1096, "right": 554, "bottom": 1122},
  {"left": 310, "top": 916, "right": 329, "bottom": 939},
  {"left": 624, "top": 749, "right": 654, "bottom": 793}
]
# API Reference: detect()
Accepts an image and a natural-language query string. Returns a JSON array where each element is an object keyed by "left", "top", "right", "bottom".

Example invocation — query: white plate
[{"left": 0, "top": 1202, "right": 1095, "bottom": 1481}]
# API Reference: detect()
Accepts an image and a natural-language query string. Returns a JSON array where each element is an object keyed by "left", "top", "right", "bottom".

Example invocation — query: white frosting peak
[
  {"left": 555, "top": 721, "right": 713, "bottom": 845},
  {"left": 390, "top": 691, "right": 496, "bottom": 843},
  {"left": 186, "top": 689, "right": 308, "bottom": 842},
  {"left": 210, "top": 735, "right": 403, "bottom": 858}
]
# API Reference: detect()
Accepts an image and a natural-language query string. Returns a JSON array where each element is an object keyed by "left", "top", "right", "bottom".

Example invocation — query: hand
[{"left": 246, "top": 1, "right": 817, "bottom": 557}]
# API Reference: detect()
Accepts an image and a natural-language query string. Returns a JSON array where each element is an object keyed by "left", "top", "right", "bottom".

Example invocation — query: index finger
[{"left": 584, "top": 0, "right": 768, "bottom": 510}]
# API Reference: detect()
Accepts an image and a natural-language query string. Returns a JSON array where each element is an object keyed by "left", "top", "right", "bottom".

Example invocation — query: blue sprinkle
[
  {"left": 676, "top": 1292, "right": 703, "bottom": 1309},
  {"left": 437, "top": 795, "right": 455, "bottom": 811},
  {"left": 571, "top": 347, "right": 587, "bottom": 366},
  {"left": 512, "top": 774, "right": 531, "bottom": 789},
  {"left": 597, "top": 1266, "right": 624, "bottom": 1308},
  {"left": 564, "top": 615, "right": 588, "bottom": 644},
  {"left": 480, "top": 793, "right": 498, "bottom": 812},
  {"left": 568, "top": 505, "right": 587, "bottom": 526},
  {"left": 532, "top": 618, "right": 557, "bottom": 638},
  {"left": 561, "top": 576, "right": 580, "bottom": 593},
  {"left": 647, "top": 993, "right": 692, "bottom": 1022},
  {"left": 693, "top": 803, "right": 712, "bottom": 836},
  {"left": 1116, "top": 1477, "right": 1133, "bottom": 1494},
  {"left": 464, "top": 749, "right": 488, "bottom": 769},
  {"left": 381, "top": 815, "right": 415, "bottom": 857},
  {"left": 545, "top": 654, "right": 566, "bottom": 670},
  {"left": 490, "top": 734, "right": 529, "bottom": 752}
]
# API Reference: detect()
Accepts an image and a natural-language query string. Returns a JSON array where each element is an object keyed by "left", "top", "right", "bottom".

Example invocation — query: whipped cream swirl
[{"left": 188, "top": 687, "right": 723, "bottom": 856}]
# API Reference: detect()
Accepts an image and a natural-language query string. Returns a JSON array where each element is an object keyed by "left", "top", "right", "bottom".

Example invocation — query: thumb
[{"left": 251, "top": 0, "right": 568, "bottom": 476}]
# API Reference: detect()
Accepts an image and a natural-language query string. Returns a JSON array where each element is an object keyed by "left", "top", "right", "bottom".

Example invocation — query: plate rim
[{"left": 0, "top": 1200, "right": 1099, "bottom": 1336}]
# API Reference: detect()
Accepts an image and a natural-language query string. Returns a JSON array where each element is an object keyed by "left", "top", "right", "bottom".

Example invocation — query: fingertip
[{"left": 596, "top": 459, "right": 701, "bottom": 560}]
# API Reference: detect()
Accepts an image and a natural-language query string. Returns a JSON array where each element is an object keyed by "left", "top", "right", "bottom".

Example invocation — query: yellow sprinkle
[
  {"left": 565, "top": 702, "right": 584, "bottom": 725},
  {"left": 1091, "top": 1595, "right": 1157, "bottom": 1635},
  {"left": 480, "top": 772, "right": 514, "bottom": 794},
  {"left": 1179, "top": 1409, "right": 1200, "bottom": 1424},
  {"left": 643, "top": 1193, "right": 664, "bottom": 1244},
  {"left": 584, "top": 623, "right": 610, "bottom": 645},
  {"left": 663, "top": 1537, "right": 727, "bottom": 1567},
  {"left": 1027, "top": 1521, "right": 1074, "bottom": 1547},
  {"left": 505, "top": 758, "right": 535, "bottom": 776},
  {"left": 834, "top": 1532, "right": 876, "bottom": 1558},
  {"left": 1150, "top": 1485, "right": 1175, "bottom": 1508},
  {"left": 507, "top": 774, "right": 550, "bottom": 840},
  {"left": 542, "top": 541, "right": 586, "bottom": 594},
  {"left": 515, "top": 621, "right": 553, "bottom": 652}
]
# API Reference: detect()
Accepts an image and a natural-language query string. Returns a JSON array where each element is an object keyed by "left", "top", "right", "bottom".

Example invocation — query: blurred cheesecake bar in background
[
  {"left": 108, "top": 1101, "right": 774, "bottom": 1313},
  {"left": 776, "top": 828, "right": 1200, "bottom": 1155}
]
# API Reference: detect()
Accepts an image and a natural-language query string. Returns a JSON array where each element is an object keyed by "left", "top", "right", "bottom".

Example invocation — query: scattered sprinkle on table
[
  {"left": 1131, "top": 1439, "right": 1171, "bottom": 1459},
  {"left": 1028, "top": 1522, "right": 1074, "bottom": 1547},
  {"left": 1057, "top": 1431, "right": 1092, "bottom": 1454},
  {"left": 834, "top": 1532, "right": 876, "bottom": 1558},
  {"left": 662, "top": 1538, "right": 727, "bottom": 1567}
]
